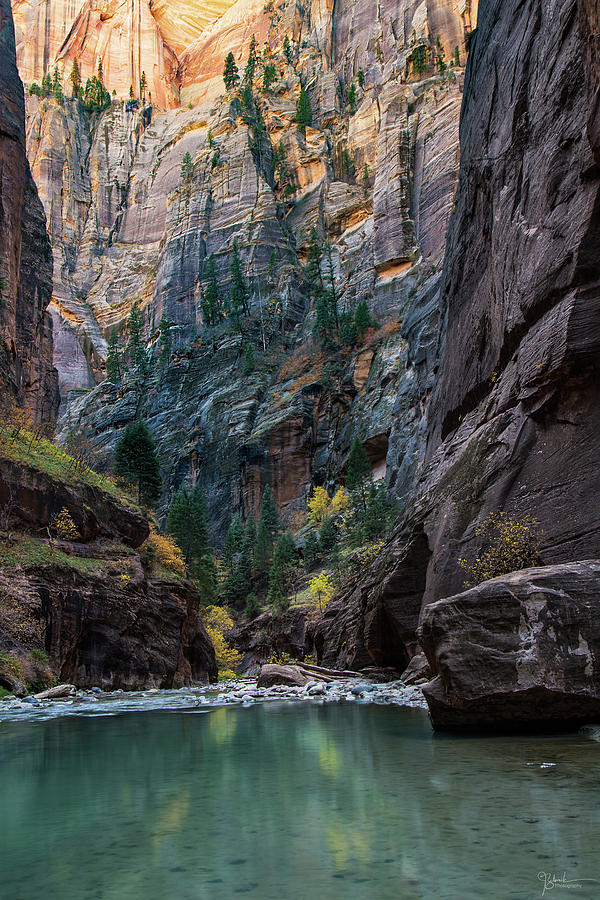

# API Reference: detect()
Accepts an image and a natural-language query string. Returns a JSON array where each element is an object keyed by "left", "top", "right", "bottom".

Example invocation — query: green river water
[{"left": 0, "top": 702, "right": 598, "bottom": 900}]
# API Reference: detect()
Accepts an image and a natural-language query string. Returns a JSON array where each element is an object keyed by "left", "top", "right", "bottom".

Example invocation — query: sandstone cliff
[
  {"left": 19, "top": 0, "right": 476, "bottom": 540},
  {"left": 0, "top": 445, "right": 217, "bottom": 689},
  {"left": 0, "top": 0, "right": 58, "bottom": 422},
  {"left": 318, "top": 0, "right": 600, "bottom": 671},
  {"left": 11, "top": 0, "right": 237, "bottom": 109}
]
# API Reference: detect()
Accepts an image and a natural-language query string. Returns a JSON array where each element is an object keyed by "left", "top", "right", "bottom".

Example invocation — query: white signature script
[{"left": 538, "top": 872, "right": 598, "bottom": 896}]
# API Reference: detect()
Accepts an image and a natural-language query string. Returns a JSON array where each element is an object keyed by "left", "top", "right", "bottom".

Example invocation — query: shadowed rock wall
[
  {"left": 0, "top": 0, "right": 58, "bottom": 421},
  {"left": 319, "top": 0, "right": 600, "bottom": 669}
]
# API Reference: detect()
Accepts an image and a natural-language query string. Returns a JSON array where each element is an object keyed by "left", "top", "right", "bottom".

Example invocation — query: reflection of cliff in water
[{"left": 0, "top": 704, "right": 598, "bottom": 899}]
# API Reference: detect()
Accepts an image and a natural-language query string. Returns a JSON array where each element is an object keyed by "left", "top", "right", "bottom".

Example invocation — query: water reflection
[{"left": 0, "top": 705, "right": 598, "bottom": 899}]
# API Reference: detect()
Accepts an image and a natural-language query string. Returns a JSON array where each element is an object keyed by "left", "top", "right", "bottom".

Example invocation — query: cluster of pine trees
[
  {"left": 30, "top": 60, "right": 116, "bottom": 113},
  {"left": 109, "top": 414, "right": 396, "bottom": 627},
  {"left": 106, "top": 300, "right": 176, "bottom": 388},
  {"left": 220, "top": 485, "right": 300, "bottom": 618},
  {"left": 303, "top": 437, "right": 394, "bottom": 577},
  {"left": 304, "top": 228, "right": 374, "bottom": 347}
]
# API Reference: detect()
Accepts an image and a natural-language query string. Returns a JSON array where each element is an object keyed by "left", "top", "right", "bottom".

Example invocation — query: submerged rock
[{"left": 419, "top": 562, "right": 600, "bottom": 731}]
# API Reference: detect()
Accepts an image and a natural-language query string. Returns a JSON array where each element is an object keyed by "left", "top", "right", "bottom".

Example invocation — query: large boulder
[
  {"left": 418, "top": 561, "right": 600, "bottom": 731},
  {"left": 257, "top": 664, "right": 309, "bottom": 688}
]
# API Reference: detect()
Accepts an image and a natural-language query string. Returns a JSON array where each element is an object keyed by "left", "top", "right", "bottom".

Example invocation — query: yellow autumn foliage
[
  {"left": 201, "top": 605, "right": 242, "bottom": 678},
  {"left": 54, "top": 507, "right": 80, "bottom": 540},
  {"left": 308, "top": 572, "right": 335, "bottom": 611},
  {"left": 458, "top": 512, "right": 542, "bottom": 588},
  {"left": 307, "top": 485, "right": 350, "bottom": 526},
  {"left": 331, "top": 487, "right": 350, "bottom": 516},
  {"left": 145, "top": 528, "right": 186, "bottom": 576},
  {"left": 307, "top": 486, "right": 331, "bottom": 525}
]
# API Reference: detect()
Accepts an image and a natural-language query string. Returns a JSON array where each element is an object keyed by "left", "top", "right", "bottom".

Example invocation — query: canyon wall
[
  {"left": 11, "top": 0, "right": 240, "bottom": 108},
  {"left": 0, "top": 0, "right": 58, "bottom": 421},
  {"left": 318, "top": 0, "right": 600, "bottom": 670},
  {"left": 16, "top": 0, "right": 477, "bottom": 538}
]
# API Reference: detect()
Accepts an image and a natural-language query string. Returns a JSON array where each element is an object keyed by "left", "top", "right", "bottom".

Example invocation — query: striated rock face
[
  {"left": 19, "top": 0, "right": 474, "bottom": 536},
  {"left": 0, "top": 554, "right": 218, "bottom": 690},
  {"left": 315, "top": 529, "right": 430, "bottom": 671},
  {"left": 12, "top": 0, "right": 198, "bottom": 109},
  {"left": 0, "top": 455, "right": 148, "bottom": 547},
  {"left": 319, "top": 0, "right": 600, "bottom": 675},
  {"left": 419, "top": 562, "right": 600, "bottom": 731},
  {"left": 0, "top": 0, "right": 58, "bottom": 421},
  {"left": 234, "top": 605, "right": 313, "bottom": 672}
]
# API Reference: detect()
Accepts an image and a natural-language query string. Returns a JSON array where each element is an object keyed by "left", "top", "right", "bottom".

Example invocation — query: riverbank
[{"left": 0, "top": 677, "right": 427, "bottom": 721}]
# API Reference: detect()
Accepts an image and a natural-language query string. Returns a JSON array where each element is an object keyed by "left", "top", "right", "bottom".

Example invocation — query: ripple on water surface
[{"left": 0, "top": 703, "right": 598, "bottom": 900}]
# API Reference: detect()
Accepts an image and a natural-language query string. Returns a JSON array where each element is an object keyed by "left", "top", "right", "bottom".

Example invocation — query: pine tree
[
  {"left": 305, "top": 227, "right": 323, "bottom": 291},
  {"left": 70, "top": 59, "right": 82, "bottom": 99},
  {"left": 223, "top": 52, "right": 240, "bottom": 90},
  {"left": 346, "top": 436, "right": 371, "bottom": 511},
  {"left": 296, "top": 87, "right": 312, "bottom": 127},
  {"left": 244, "top": 34, "right": 258, "bottom": 83},
  {"left": 283, "top": 35, "right": 293, "bottom": 64},
  {"left": 140, "top": 71, "right": 147, "bottom": 102},
  {"left": 244, "top": 513, "right": 257, "bottom": 548},
  {"left": 357, "top": 68, "right": 365, "bottom": 88},
  {"left": 167, "top": 485, "right": 209, "bottom": 571},
  {"left": 338, "top": 311, "right": 358, "bottom": 346},
  {"left": 114, "top": 419, "right": 162, "bottom": 505},
  {"left": 238, "top": 515, "right": 255, "bottom": 584},
  {"left": 253, "top": 517, "right": 271, "bottom": 577},
  {"left": 106, "top": 328, "right": 121, "bottom": 383},
  {"left": 52, "top": 66, "right": 63, "bottom": 101},
  {"left": 303, "top": 530, "right": 321, "bottom": 571},
  {"left": 244, "top": 592, "right": 261, "bottom": 619},
  {"left": 454, "top": 45, "right": 460, "bottom": 67},
  {"left": 267, "top": 532, "right": 297, "bottom": 608},
  {"left": 412, "top": 44, "right": 429, "bottom": 76},
  {"left": 202, "top": 254, "right": 221, "bottom": 327},
  {"left": 347, "top": 83, "right": 357, "bottom": 114},
  {"left": 127, "top": 301, "right": 147, "bottom": 372},
  {"left": 319, "top": 516, "right": 337, "bottom": 555},
  {"left": 363, "top": 482, "right": 393, "bottom": 541},
  {"left": 262, "top": 63, "right": 277, "bottom": 91},
  {"left": 354, "top": 300, "right": 372, "bottom": 336},
  {"left": 323, "top": 243, "right": 338, "bottom": 333},
  {"left": 159, "top": 317, "right": 172, "bottom": 363},
  {"left": 224, "top": 514, "right": 244, "bottom": 567},
  {"left": 313, "top": 294, "right": 333, "bottom": 346},
  {"left": 244, "top": 344, "right": 255, "bottom": 375},
  {"left": 260, "top": 484, "right": 279, "bottom": 538},
  {"left": 129, "top": 84, "right": 135, "bottom": 100},
  {"left": 181, "top": 151, "right": 194, "bottom": 183},
  {"left": 229, "top": 240, "right": 249, "bottom": 323}
]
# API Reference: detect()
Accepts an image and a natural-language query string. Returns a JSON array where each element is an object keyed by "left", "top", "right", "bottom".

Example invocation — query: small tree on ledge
[
  {"left": 54, "top": 508, "right": 80, "bottom": 541},
  {"left": 223, "top": 52, "right": 240, "bottom": 90},
  {"left": 296, "top": 87, "right": 312, "bottom": 127}
]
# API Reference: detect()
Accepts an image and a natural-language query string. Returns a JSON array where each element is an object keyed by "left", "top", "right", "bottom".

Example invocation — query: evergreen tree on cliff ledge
[{"left": 114, "top": 420, "right": 162, "bottom": 506}]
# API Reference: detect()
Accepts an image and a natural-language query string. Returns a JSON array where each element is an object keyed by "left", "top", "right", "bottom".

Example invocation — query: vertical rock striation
[
  {"left": 0, "top": 0, "right": 58, "bottom": 421},
  {"left": 319, "top": 0, "right": 600, "bottom": 671}
]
